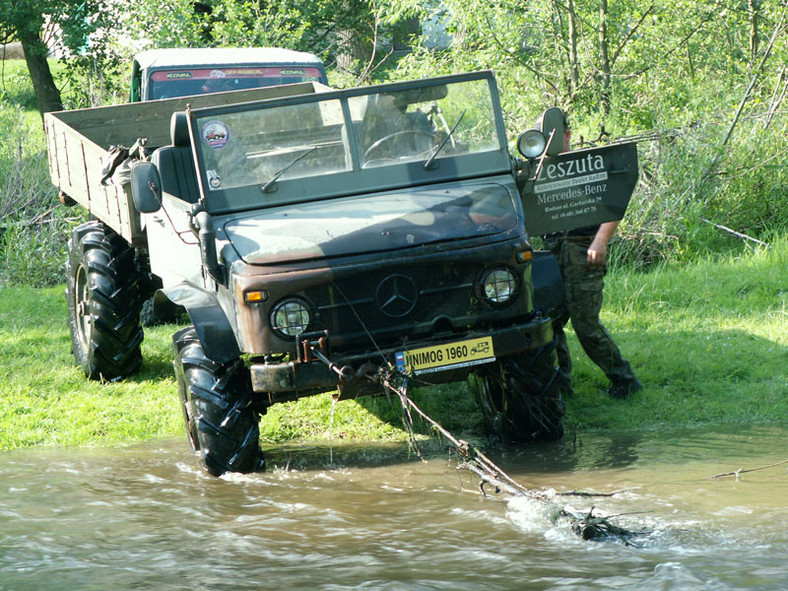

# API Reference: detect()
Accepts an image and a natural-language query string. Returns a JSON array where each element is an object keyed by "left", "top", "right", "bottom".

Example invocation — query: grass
[
  {"left": 1, "top": 49, "right": 786, "bottom": 455},
  {"left": 567, "top": 237, "right": 788, "bottom": 431},
  {"left": 0, "top": 287, "right": 181, "bottom": 449},
  {"left": 1, "top": 238, "right": 785, "bottom": 451}
]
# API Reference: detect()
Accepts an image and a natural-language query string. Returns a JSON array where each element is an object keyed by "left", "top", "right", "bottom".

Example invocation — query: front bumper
[{"left": 249, "top": 313, "right": 553, "bottom": 399}]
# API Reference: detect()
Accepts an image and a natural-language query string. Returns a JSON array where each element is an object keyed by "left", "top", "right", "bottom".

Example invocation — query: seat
[{"left": 151, "top": 112, "right": 200, "bottom": 203}]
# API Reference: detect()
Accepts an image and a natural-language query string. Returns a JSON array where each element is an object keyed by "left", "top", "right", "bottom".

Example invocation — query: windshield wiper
[
  {"left": 423, "top": 109, "right": 466, "bottom": 170},
  {"left": 260, "top": 146, "right": 317, "bottom": 193}
]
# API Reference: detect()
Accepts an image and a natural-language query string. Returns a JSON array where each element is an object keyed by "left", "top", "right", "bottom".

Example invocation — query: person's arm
[{"left": 587, "top": 221, "right": 619, "bottom": 266}]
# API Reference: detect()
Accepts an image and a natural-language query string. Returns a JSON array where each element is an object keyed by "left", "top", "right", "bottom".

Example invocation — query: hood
[{"left": 221, "top": 182, "right": 519, "bottom": 265}]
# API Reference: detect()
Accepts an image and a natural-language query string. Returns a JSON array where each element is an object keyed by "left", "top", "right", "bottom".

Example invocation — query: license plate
[{"left": 395, "top": 336, "right": 495, "bottom": 375}]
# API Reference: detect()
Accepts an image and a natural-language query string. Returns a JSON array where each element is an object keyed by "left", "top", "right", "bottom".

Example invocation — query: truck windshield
[
  {"left": 193, "top": 75, "right": 505, "bottom": 198},
  {"left": 148, "top": 66, "right": 326, "bottom": 100},
  {"left": 348, "top": 80, "right": 500, "bottom": 169}
]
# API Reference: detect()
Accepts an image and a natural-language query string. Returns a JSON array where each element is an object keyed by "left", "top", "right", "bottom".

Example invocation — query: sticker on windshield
[
  {"left": 201, "top": 120, "right": 229, "bottom": 149},
  {"left": 206, "top": 169, "right": 221, "bottom": 190}
]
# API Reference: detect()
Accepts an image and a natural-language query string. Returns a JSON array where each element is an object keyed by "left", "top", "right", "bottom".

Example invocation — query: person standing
[{"left": 544, "top": 115, "right": 642, "bottom": 399}]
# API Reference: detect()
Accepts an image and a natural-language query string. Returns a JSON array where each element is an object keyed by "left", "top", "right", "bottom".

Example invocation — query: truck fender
[
  {"left": 163, "top": 284, "right": 240, "bottom": 364},
  {"left": 531, "top": 250, "right": 565, "bottom": 314}
]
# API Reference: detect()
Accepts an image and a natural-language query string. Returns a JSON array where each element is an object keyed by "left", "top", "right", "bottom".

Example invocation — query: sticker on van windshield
[{"left": 201, "top": 120, "right": 229, "bottom": 149}]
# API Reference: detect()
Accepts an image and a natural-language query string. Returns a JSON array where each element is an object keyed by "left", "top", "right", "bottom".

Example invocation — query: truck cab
[{"left": 46, "top": 70, "right": 570, "bottom": 477}]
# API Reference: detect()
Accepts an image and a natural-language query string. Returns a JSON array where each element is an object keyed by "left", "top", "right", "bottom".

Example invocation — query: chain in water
[{"left": 379, "top": 366, "right": 650, "bottom": 544}]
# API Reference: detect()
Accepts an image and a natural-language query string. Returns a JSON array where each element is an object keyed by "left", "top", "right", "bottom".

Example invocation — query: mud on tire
[
  {"left": 66, "top": 221, "right": 144, "bottom": 381},
  {"left": 475, "top": 336, "right": 567, "bottom": 442},
  {"left": 172, "top": 326, "right": 265, "bottom": 477}
]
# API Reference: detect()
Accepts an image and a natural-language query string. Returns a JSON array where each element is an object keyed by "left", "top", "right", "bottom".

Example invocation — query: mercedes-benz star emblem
[{"left": 375, "top": 274, "right": 418, "bottom": 318}]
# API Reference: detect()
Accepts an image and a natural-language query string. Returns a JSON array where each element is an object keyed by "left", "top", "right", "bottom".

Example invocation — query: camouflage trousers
[{"left": 546, "top": 235, "right": 636, "bottom": 384}]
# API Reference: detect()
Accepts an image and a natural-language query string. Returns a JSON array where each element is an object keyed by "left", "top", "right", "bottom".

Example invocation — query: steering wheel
[{"left": 362, "top": 130, "right": 434, "bottom": 163}]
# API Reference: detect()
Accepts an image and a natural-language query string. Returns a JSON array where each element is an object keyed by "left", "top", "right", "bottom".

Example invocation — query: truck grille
[{"left": 303, "top": 263, "right": 485, "bottom": 345}]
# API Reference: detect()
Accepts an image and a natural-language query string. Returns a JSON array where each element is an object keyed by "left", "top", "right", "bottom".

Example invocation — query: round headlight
[
  {"left": 481, "top": 268, "right": 518, "bottom": 304},
  {"left": 270, "top": 298, "right": 312, "bottom": 337},
  {"left": 517, "top": 129, "right": 547, "bottom": 159}
]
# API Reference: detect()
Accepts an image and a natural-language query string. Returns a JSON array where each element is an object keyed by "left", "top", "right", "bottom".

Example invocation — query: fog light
[
  {"left": 270, "top": 298, "right": 311, "bottom": 337},
  {"left": 481, "top": 268, "right": 518, "bottom": 304}
]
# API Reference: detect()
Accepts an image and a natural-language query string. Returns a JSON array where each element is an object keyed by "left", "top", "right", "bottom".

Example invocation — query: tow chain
[{"left": 303, "top": 340, "right": 649, "bottom": 544}]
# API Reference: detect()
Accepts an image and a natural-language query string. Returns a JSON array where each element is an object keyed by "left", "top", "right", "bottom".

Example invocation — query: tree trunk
[
  {"left": 598, "top": 0, "right": 611, "bottom": 115},
  {"left": 18, "top": 20, "right": 63, "bottom": 114},
  {"left": 749, "top": 0, "right": 761, "bottom": 67},
  {"left": 567, "top": 0, "right": 579, "bottom": 99}
]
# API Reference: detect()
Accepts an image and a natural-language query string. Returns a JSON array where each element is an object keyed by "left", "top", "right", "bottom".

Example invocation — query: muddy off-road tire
[
  {"left": 141, "top": 291, "right": 185, "bottom": 327},
  {"left": 66, "top": 221, "right": 144, "bottom": 381},
  {"left": 475, "top": 336, "right": 567, "bottom": 442},
  {"left": 172, "top": 327, "right": 265, "bottom": 477}
]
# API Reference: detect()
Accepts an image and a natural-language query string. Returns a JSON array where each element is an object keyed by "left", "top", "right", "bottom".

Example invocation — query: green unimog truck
[{"left": 44, "top": 70, "right": 573, "bottom": 476}]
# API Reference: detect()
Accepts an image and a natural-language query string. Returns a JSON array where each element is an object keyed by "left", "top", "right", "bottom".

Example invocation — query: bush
[
  {"left": 0, "top": 101, "right": 79, "bottom": 286},
  {"left": 0, "top": 207, "right": 79, "bottom": 287}
]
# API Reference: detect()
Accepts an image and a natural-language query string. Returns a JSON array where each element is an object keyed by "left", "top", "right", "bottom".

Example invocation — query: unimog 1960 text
[{"left": 45, "top": 71, "right": 589, "bottom": 477}]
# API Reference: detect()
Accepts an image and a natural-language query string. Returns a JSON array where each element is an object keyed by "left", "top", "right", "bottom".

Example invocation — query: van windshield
[{"left": 148, "top": 66, "right": 326, "bottom": 100}]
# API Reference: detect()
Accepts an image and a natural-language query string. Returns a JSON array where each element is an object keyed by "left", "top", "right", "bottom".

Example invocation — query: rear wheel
[
  {"left": 172, "top": 326, "right": 265, "bottom": 476},
  {"left": 66, "top": 221, "right": 144, "bottom": 381},
  {"left": 475, "top": 337, "right": 567, "bottom": 442}
]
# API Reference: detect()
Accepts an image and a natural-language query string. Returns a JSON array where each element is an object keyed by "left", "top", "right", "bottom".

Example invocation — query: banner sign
[{"left": 521, "top": 142, "right": 639, "bottom": 236}]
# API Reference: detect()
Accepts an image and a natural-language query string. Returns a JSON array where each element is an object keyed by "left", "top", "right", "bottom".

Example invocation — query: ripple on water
[{"left": 0, "top": 429, "right": 786, "bottom": 590}]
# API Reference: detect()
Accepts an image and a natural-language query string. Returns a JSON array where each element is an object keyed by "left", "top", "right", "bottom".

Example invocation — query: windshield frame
[{"left": 186, "top": 71, "right": 511, "bottom": 215}]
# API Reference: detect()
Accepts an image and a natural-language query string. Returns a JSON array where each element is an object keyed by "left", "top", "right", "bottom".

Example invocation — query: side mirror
[
  {"left": 517, "top": 129, "right": 547, "bottom": 159},
  {"left": 537, "top": 107, "right": 567, "bottom": 156},
  {"left": 130, "top": 161, "right": 162, "bottom": 213}
]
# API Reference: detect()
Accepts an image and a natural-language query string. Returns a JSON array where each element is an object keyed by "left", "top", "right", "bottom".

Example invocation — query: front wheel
[
  {"left": 172, "top": 326, "right": 265, "bottom": 477},
  {"left": 475, "top": 337, "right": 567, "bottom": 442}
]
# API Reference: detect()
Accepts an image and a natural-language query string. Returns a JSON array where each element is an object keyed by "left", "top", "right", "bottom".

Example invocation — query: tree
[
  {"left": 0, "top": 0, "right": 113, "bottom": 114},
  {"left": 386, "top": 0, "right": 787, "bottom": 132},
  {"left": 123, "top": 0, "right": 410, "bottom": 82},
  {"left": 1, "top": 1, "right": 60, "bottom": 113}
]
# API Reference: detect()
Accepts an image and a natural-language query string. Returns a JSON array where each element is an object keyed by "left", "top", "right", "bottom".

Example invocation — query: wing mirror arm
[{"left": 528, "top": 129, "right": 556, "bottom": 182}]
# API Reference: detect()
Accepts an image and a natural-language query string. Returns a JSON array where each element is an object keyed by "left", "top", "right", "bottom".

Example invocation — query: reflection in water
[{"left": 1, "top": 426, "right": 786, "bottom": 590}]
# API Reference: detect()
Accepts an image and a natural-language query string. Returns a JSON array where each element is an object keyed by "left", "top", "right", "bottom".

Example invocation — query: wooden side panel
[{"left": 44, "top": 111, "right": 142, "bottom": 244}]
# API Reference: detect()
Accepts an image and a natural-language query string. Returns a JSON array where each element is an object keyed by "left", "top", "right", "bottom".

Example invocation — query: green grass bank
[{"left": 1, "top": 239, "right": 786, "bottom": 452}]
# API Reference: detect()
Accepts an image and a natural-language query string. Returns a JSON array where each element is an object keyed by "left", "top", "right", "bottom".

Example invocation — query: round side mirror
[{"left": 517, "top": 129, "right": 547, "bottom": 159}]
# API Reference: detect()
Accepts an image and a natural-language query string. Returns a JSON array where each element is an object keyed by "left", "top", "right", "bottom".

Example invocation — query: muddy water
[{"left": 1, "top": 425, "right": 786, "bottom": 590}]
